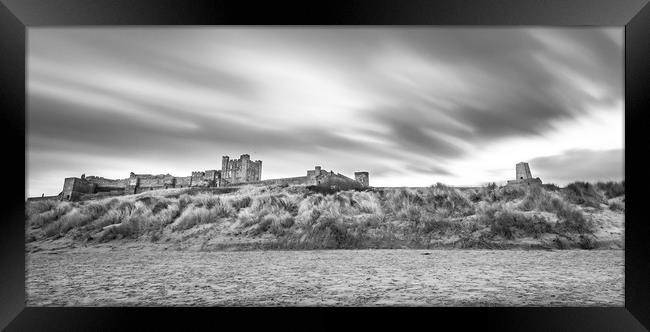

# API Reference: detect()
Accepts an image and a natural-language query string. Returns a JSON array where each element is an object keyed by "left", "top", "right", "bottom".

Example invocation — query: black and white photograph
[{"left": 25, "top": 27, "right": 624, "bottom": 306}]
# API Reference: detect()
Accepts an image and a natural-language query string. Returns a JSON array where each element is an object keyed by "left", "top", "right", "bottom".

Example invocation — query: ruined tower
[
  {"left": 515, "top": 162, "right": 533, "bottom": 180},
  {"left": 354, "top": 171, "right": 369, "bottom": 187},
  {"left": 507, "top": 162, "right": 542, "bottom": 186}
]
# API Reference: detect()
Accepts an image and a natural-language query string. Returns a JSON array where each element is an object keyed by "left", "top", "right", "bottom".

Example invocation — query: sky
[{"left": 27, "top": 27, "right": 624, "bottom": 197}]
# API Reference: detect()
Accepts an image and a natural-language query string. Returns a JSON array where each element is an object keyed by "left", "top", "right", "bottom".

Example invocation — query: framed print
[{"left": 1, "top": 0, "right": 649, "bottom": 331}]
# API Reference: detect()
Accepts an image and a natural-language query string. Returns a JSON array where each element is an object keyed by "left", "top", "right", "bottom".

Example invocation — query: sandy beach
[{"left": 26, "top": 248, "right": 624, "bottom": 306}]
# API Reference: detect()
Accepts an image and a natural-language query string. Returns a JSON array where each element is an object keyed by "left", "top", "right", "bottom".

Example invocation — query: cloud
[
  {"left": 364, "top": 28, "right": 622, "bottom": 148},
  {"left": 529, "top": 149, "right": 624, "bottom": 185},
  {"left": 404, "top": 164, "right": 455, "bottom": 177},
  {"left": 371, "top": 109, "right": 467, "bottom": 158}
]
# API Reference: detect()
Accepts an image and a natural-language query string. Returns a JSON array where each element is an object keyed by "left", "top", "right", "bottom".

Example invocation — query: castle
[{"left": 58, "top": 154, "right": 370, "bottom": 201}]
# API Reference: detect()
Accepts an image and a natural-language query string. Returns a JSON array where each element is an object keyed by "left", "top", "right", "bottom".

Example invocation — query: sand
[{"left": 26, "top": 248, "right": 623, "bottom": 306}]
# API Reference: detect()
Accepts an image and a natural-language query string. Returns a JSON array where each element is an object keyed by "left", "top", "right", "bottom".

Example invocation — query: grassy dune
[{"left": 25, "top": 181, "right": 624, "bottom": 251}]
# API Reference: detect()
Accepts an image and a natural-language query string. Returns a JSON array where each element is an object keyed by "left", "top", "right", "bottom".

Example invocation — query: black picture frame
[{"left": 1, "top": 0, "right": 648, "bottom": 331}]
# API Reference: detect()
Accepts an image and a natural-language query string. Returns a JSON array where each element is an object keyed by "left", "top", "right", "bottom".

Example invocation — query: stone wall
[
  {"left": 256, "top": 176, "right": 314, "bottom": 186},
  {"left": 248, "top": 171, "right": 363, "bottom": 190},
  {"left": 310, "top": 173, "right": 365, "bottom": 192},
  {"left": 78, "top": 190, "right": 125, "bottom": 201},
  {"left": 62, "top": 177, "right": 96, "bottom": 201},
  {"left": 85, "top": 176, "right": 128, "bottom": 188},
  {"left": 27, "top": 195, "right": 61, "bottom": 202},
  {"left": 190, "top": 170, "right": 220, "bottom": 187},
  {"left": 175, "top": 176, "right": 192, "bottom": 188},
  {"left": 354, "top": 172, "right": 369, "bottom": 187},
  {"left": 306, "top": 166, "right": 366, "bottom": 190},
  {"left": 507, "top": 178, "right": 542, "bottom": 186},
  {"left": 240, "top": 166, "right": 366, "bottom": 189},
  {"left": 137, "top": 175, "right": 175, "bottom": 189}
]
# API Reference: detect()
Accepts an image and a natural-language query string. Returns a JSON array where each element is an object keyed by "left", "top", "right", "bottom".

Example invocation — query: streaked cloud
[{"left": 529, "top": 149, "right": 624, "bottom": 184}]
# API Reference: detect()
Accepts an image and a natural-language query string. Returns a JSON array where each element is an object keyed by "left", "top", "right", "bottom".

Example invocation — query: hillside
[{"left": 25, "top": 181, "right": 624, "bottom": 252}]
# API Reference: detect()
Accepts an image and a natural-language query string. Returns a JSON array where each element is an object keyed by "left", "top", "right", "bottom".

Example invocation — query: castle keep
[
  {"left": 58, "top": 154, "right": 370, "bottom": 201},
  {"left": 221, "top": 154, "right": 262, "bottom": 185}
]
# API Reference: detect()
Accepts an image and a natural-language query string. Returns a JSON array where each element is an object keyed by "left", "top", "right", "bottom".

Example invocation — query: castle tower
[
  {"left": 354, "top": 171, "right": 369, "bottom": 187},
  {"left": 515, "top": 162, "right": 533, "bottom": 180},
  {"left": 240, "top": 154, "right": 250, "bottom": 182},
  {"left": 255, "top": 160, "right": 262, "bottom": 181},
  {"left": 221, "top": 156, "right": 230, "bottom": 178}
]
